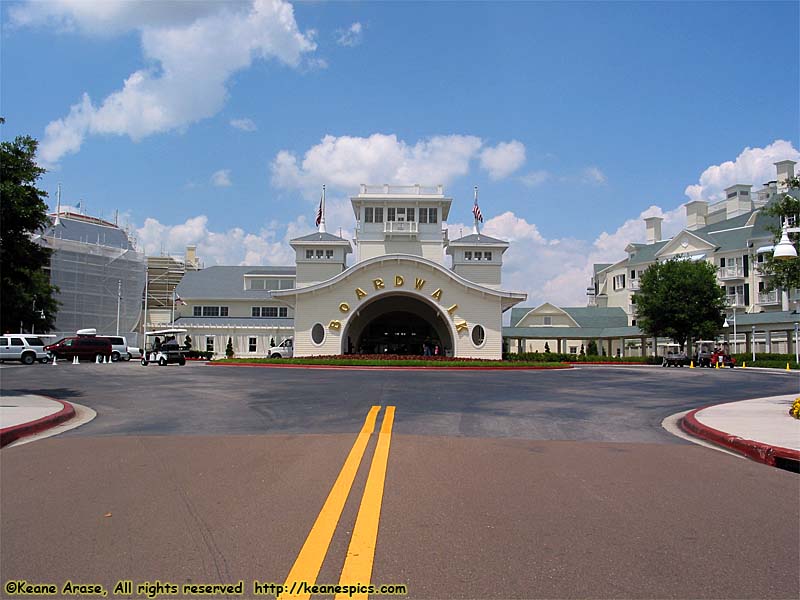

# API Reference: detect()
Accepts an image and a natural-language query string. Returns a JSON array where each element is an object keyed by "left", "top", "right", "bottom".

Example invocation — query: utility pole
[{"left": 116, "top": 280, "right": 122, "bottom": 336}]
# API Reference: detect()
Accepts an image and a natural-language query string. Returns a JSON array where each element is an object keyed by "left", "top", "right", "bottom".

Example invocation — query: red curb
[
  {"left": 681, "top": 406, "right": 800, "bottom": 468},
  {"left": 567, "top": 361, "right": 654, "bottom": 366},
  {"left": 0, "top": 397, "right": 76, "bottom": 448},
  {"left": 205, "top": 362, "right": 572, "bottom": 371}
]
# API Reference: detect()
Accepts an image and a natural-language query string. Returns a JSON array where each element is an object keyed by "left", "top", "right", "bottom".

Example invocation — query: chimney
[
  {"left": 776, "top": 160, "right": 796, "bottom": 192},
  {"left": 685, "top": 200, "right": 708, "bottom": 231},
  {"left": 644, "top": 216, "right": 663, "bottom": 244},
  {"left": 185, "top": 245, "right": 198, "bottom": 269},
  {"left": 724, "top": 184, "right": 753, "bottom": 219}
]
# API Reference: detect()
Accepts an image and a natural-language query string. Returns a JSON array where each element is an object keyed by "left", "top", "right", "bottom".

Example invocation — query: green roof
[{"left": 509, "top": 306, "right": 628, "bottom": 328}]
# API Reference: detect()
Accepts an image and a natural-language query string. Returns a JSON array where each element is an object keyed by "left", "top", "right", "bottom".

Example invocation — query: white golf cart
[
  {"left": 141, "top": 328, "right": 188, "bottom": 367},
  {"left": 661, "top": 343, "right": 688, "bottom": 367}
]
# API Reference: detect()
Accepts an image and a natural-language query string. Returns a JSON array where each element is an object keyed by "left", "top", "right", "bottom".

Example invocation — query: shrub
[
  {"left": 225, "top": 337, "right": 234, "bottom": 359},
  {"left": 790, "top": 398, "right": 800, "bottom": 419}
]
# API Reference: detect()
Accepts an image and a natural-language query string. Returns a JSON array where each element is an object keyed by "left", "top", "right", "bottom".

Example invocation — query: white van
[{"left": 269, "top": 338, "right": 293, "bottom": 358}]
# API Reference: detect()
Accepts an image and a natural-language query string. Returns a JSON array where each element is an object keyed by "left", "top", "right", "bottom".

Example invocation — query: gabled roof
[
  {"left": 176, "top": 266, "right": 296, "bottom": 300},
  {"left": 448, "top": 233, "right": 508, "bottom": 246},
  {"left": 509, "top": 305, "right": 628, "bottom": 328},
  {"left": 41, "top": 215, "right": 134, "bottom": 250},
  {"left": 291, "top": 231, "right": 352, "bottom": 244},
  {"left": 654, "top": 229, "right": 717, "bottom": 259}
]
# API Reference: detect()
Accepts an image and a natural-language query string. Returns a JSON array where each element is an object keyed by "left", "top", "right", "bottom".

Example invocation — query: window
[
  {"left": 193, "top": 306, "right": 202, "bottom": 316},
  {"left": 279, "top": 307, "right": 287, "bottom": 317},
  {"left": 429, "top": 208, "right": 438, "bottom": 223},
  {"left": 249, "top": 337, "right": 257, "bottom": 353},
  {"left": 306, "top": 249, "right": 313, "bottom": 259},
  {"left": 419, "top": 208, "right": 428, "bottom": 224},
  {"left": 311, "top": 323, "right": 325, "bottom": 345},
  {"left": 465, "top": 251, "right": 472, "bottom": 260},
  {"left": 364, "top": 207, "right": 374, "bottom": 223},
  {"left": 630, "top": 270, "right": 636, "bottom": 279},
  {"left": 252, "top": 307, "right": 260, "bottom": 317},
  {"left": 315, "top": 250, "right": 324, "bottom": 259},
  {"left": 10, "top": 338, "right": 23, "bottom": 346},
  {"left": 544, "top": 316, "right": 552, "bottom": 325},
  {"left": 756, "top": 253, "right": 765, "bottom": 264},
  {"left": 220, "top": 307, "right": 228, "bottom": 317},
  {"left": 474, "top": 251, "right": 483, "bottom": 260},
  {"left": 569, "top": 346, "right": 578, "bottom": 354},
  {"left": 396, "top": 207, "right": 406, "bottom": 220},
  {"left": 374, "top": 207, "right": 383, "bottom": 222},
  {"left": 387, "top": 207, "right": 396, "bottom": 221},
  {"left": 484, "top": 251, "right": 492, "bottom": 261},
  {"left": 250, "top": 279, "right": 265, "bottom": 290},
  {"left": 632, "top": 319, "right": 637, "bottom": 326},
  {"left": 202, "top": 306, "right": 220, "bottom": 317},
  {"left": 406, "top": 208, "right": 415, "bottom": 221},
  {"left": 0, "top": 338, "right": 7, "bottom": 346},
  {"left": 262, "top": 307, "right": 278, "bottom": 317},
  {"left": 206, "top": 337, "right": 214, "bottom": 353},
  {"left": 471, "top": 324, "right": 485, "bottom": 347},
  {"left": 613, "top": 274, "right": 626, "bottom": 290},
  {"left": 727, "top": 191, "right": 738, "bottom": 199},
  {"left": 326, "top": 249, "right": 334, "bottom": 259}
]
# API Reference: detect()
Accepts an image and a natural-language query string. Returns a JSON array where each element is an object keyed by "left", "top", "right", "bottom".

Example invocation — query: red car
[{"left": 45, "top": 337, "right": 112, "bottom": 362}]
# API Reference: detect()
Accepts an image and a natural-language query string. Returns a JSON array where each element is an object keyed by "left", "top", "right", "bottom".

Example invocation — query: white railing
[
  {"left": 718, "top": 265, "right": 744, "bottom": 279},
  {"left": 384, "top": 221, "right": 418, "bottom": 235},
  {"left": 627, "top": 280, "right": 640, "bottom": 291},
  {"left": 758, "top": 290, "right": 779, "bottom": 305},
  {"left": 360, "top": 184, "right": 443, "bottom": 196},
  {"left": 726, "top": 294, "right": 745, "bottom": 307}
]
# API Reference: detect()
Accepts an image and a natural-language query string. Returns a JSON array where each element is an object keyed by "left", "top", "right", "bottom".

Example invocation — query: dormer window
[
  {"left": 474, "top": 251, "right": 483, "bottom": 260},
  {"left": 365, "top": 207, "right": 374, "bottom": 223},
  {"left": 465, "top": 251, "right": 472, "bottom": 260},
  {"left": 484, "top": 251, "right": 492, "bottom": 261},
  {"left": 306, "top": 249, "right": 313, "bottom": 259},
  {"left": 315, "top": 249, "right": 323, "bottom": 258},
  {"left": 326, "top": 249, "right": 334, "bottom": 259}
]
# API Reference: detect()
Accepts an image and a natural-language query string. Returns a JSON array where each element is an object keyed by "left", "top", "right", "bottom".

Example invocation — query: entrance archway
[{"left": 342, "top": 293, "right": 454, "bottom": 356}]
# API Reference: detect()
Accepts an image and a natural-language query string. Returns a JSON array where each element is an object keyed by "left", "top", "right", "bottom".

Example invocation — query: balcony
[
  {"left": 627, "top": 280, "right": 640, "bottom": 291},
  {"left": 384, "top": 221, "right": 418, "bottom": 237},
  {"left": 758, "top": 290, "right": 780, "bottom": 305},
  {"left": 726, "top": 294, "right": 745, "bottom": 307},
  {"left": 718, "top": 265, "right": 744, "bottom": 280}
]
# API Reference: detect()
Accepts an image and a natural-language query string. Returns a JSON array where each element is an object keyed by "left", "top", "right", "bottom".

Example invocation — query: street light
[
  {"left": 774, "top": 219, "right": 800, "bottom": 260},
  {"left": 722, "top": 307, "right": 737, "bottom": 354}
]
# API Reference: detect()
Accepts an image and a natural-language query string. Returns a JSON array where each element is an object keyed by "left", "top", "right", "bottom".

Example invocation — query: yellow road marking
[
  {"left": 281, "top": 406, "right": 381, "bottom": 600},
  {"left": 336, "top": 406, "right": 396, "bottom": 600}
]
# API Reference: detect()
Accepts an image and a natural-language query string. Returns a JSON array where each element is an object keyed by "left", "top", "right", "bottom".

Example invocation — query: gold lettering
[
  {"left": 395, "top": 275, "right": 404, "bottom": 287},
  {"left": 455, "top": 320, "right": 469, "bottom": 333},
  {"left": 373, "top": 278, "right": 385, "bottom": 290},
  {"left": 431, "top": 288, "right": 442, "bottom": 301},
  {"left": 446, "top": 304, "right": 458, "bottom": 315},
  {"left": 414, "top": 277, "right": 425, "bottom": 290},
  {"left": 355, "top": 287, "right": 368, "bottom": 300},
  {"left": 328, "top": 320, "right": 341, "bottom": 330},
  {"left": 339, "top": 302, "right": 350, "bottom": 313}
]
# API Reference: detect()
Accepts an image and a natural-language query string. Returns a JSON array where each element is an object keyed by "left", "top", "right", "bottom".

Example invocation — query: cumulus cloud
[
  {"left": 582, "top": 166, "right": 607, "bottom": 185},
  {"left": 211, "top": 169, "right": 232, "bottom": 187},
  {"left": 519, "top": 170, "right": 550, "bottom": 187},
  {"left": 336, "top": 22, "right": 363, "bottom": 47},
  {"left": 479, "top": 140, "right": 526, "bottom": 180},
  {"left": 272, "top": 133, "right": 532, "bottom": 195},
  {"left": 684, "top": 139, "right": 800, "bottom": 202},
  {"left": 448, "top": 204, "right": 685, "bottom": 307},
  {"left": 230, "top": 117, "right": 257, "bottom": 132},
  {"left": 32, "top": 0, "right": 317, "bottom": 164}
]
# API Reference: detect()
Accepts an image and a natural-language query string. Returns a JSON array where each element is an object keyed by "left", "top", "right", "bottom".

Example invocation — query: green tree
[
  {"left": 759, "top": 176, "right": 800, "bottom": 291},
  {"left": 586, "top": 340, "right": 598, "bottom": 356},
  {"left": 226, "top": 337, "right": 234, "bottom": 358},
  {"left": 0, "top": 128, "right": 59, "bottom": 332},
  {"left": 633, "top": 259, "right": 726, "bottom": 352}
]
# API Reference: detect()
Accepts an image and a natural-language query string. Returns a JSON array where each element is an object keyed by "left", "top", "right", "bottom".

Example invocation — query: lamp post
[
  {"left": 795, "top": 322, "right": 799, "bottom": 365},
  {"left": 115, "top": 279, "right": 122, "bottom": 336},
  {"left": 773, "top": 219, "right": 800, "bottom": 260},
  {"left": 751, "top": 325, "right": 756, "bottom": 363}
]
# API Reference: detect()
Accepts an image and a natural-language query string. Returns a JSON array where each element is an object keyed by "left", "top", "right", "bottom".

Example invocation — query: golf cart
[
  {"left": 712, "top": 342, "right": 736, "bottom": 368},
  {"left": 661, "top": 343, "right": 688, "bottom": 367},
  {"left": 141, "top": 328, "right": 187, "bottom": 366},
  {"left": 694, "top": 340, "right": 716, "bottom": 367}
]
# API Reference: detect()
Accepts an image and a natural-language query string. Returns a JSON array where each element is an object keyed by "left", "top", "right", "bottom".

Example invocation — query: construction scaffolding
[
  {"left": 38, "top": 212, "right": 146, "bottom": 342},
  {"left": 144, "top": 246, "right": 202, "bottom": 330}
]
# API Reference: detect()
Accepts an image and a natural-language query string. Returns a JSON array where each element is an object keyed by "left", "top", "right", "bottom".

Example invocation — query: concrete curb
[
  {"left": 205, "top": 362, "right": 573, "bottom": 371},
  {"left": 681, "top": 406, "right": 800, "bottom": 470},
  {"left": 0, "top": 397, "right": 76, "bottom": 448}
]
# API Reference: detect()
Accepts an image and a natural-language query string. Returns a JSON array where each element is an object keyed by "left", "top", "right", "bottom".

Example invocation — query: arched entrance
[{"left": 343, "top": 293, "right": 454, "bottom": 356}]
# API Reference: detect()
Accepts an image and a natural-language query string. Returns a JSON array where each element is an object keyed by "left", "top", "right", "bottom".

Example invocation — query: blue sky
[{"left": 2, "top": 1, "right": 798, "bottom": 304}]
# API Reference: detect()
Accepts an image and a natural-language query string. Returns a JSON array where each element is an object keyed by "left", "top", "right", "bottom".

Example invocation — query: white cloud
[
  {"left": 34, "top": 0, "right": 317, "bottom": 164},
  {"left": 519, "top": 170, "right": 550, "bottom": 187},
  {"left": 211, "top": 169, "right": 232, "bottom": 187},
  {"left": 272, "top": 133, "right": 484, "bottom": 193},
  {"left": 336, "top": 22, "right": 363, "bottom": 47},
  {"left": 448, "top": 204, "right": 686, "bottom": 307},
  {"left": 582, "top": 166, "right": 607, "bottom": 185},
  {"left": 684, "top": 139, "right": 800, "bottom": 202},
  {"left": 230, "top": 118, "right": 257, "bottom": 132},
  {"left": 479, "top": 140, "right": 526, "bottom": 180}
]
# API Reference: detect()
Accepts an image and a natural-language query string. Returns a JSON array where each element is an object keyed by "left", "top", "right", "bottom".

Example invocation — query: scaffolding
[{"left": 39, "top": 213, "right": 146, "bottom": 342}]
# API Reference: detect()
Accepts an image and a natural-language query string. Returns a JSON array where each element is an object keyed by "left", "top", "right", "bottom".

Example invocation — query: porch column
[
  {"left": 765, "top": 330, "right": 772, "bottom": 353},
  {"left": 556, "top": 338, "right": 563, "bottom": 353},
  {"left": 640, "top": 336, "right": 647, "bottom": 357},
  {"left": 606, "top": 338, "right": 613, "bottom": 357},
  {"left": 787, "top": 330, "right": 794, "bottom": 357},
  {"left": 517, "top": 338, "right": 523, "bottom": 354},
  {"left": 745, "top": 331, "right": 751, "bottom": 353}
]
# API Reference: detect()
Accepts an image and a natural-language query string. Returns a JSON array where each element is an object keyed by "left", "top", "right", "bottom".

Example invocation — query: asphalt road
[{"left": 1, "top": 363, "right": 798, "bottom": 599}]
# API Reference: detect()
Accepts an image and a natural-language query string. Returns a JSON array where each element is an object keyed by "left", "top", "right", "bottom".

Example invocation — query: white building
[{"left": 175, "top": 185, "right": 527, "bottom": 359}]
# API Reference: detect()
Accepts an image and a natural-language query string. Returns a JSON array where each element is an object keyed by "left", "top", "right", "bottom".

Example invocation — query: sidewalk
[
  {"left": 682, "top": 394, "right": 800, "bottom": 471},
  {"left": 0, "top": 394, "right": 75, "bottom": 448}
]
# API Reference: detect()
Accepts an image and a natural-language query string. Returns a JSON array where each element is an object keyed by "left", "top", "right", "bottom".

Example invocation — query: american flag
[
  {"left": 315, "top": 195, "right": 323, "bottom": 227},
  {"left": 175, "top": 293, "right": 187, "bottom": 306},
  {"left": 472, "top": 198, "right": 483, "bottom": 223}
]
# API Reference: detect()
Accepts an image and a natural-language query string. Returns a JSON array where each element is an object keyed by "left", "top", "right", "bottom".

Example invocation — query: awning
[{"left": 756, "top": 245, "right": 774, "bottom": 253}]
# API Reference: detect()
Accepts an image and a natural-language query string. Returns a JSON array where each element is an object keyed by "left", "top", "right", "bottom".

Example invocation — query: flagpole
[
  {"left": 473, "top": 186, "right": 479, "bottom": 235},
  {"left": 319, "top": 184, "right": 327, "bottom": 233}
]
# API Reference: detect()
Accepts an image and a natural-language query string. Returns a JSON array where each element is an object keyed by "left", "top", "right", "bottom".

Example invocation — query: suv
[
  {"left": 0, "top": 335, "right": 50, "bottom": 365},
  {"left": 269, "top": 338, "right": 294, "bottom": 358},
  {"left": 45, "top": 337, "right": 112, "bottom": 362},
  {"left": 98, "top": 336, "right": 129, "bottom": 362}
]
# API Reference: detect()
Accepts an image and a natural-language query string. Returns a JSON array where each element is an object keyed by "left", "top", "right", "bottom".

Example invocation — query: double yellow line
[{"left": 282, "top": 406, "right": 396, "bottom": 600}]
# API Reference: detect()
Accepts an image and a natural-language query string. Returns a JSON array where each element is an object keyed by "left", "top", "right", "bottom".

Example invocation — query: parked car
[
  {"left": 269, "top": 338, "right": 293, "bottom": 358},
  {"left": 97, "top": 335, "right": 129, "bottom": 361},
  {"left": 127, "top": 346, "right": 142, "bottom": 360},
  {"left": 45, "top": 337, "right": 112, "bottom": 362},
  {"left": 0, "top": 334, "right": 50, "bottom": 364}
]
